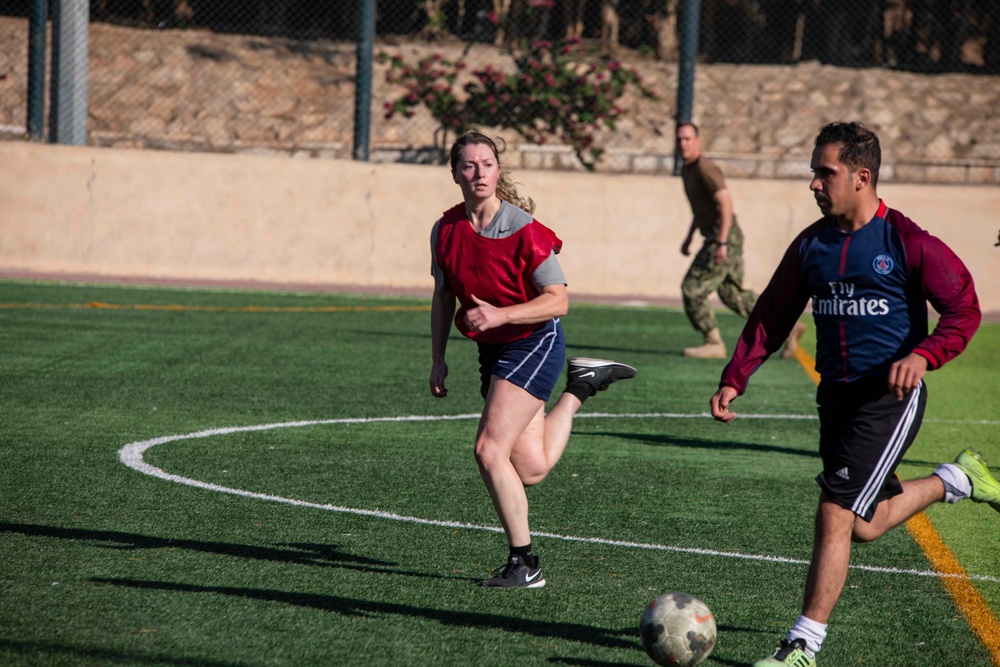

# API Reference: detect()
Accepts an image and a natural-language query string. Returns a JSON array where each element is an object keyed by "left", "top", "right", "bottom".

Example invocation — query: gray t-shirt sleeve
[
  {"left": 486, "top": 202, "right": 566, "bottom": 288},
  {"left": 533, "top": 252, "right": 566, "bottom": 287}
]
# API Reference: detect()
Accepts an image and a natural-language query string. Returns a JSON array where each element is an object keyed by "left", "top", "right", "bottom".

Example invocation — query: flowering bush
[{"left": 379, "top": 38, "right": 657, "bottom": 169}]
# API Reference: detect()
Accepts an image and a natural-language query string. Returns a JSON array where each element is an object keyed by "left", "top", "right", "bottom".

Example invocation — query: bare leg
[
  {"left": 476, "top": 379, "right": 583, "bottom": 547},
  {"left": 511, "top": 391, "right": 582, "bottom": 486},
  {"left": 476, "top": 365, "right": 630, "bottom": 547},
  {"left": 802, "top": 495, "right": 855, "bottom": 624},
  {"left": 852, "top": 475, "right": 944, "bottom": 542},
  {"left": 802, "top": 477, "right": 946, "bottom": 622}
]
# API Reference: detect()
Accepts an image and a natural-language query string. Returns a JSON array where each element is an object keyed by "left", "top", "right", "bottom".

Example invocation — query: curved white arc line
[{"left": 117, "top": 413, "right": 1000, "bottom": 584}]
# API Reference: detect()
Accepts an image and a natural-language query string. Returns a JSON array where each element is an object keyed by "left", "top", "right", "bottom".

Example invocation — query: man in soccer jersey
[
  {"left": 708, "top": 121, "right": 999, "bottom": 666},
  {"left": 676, "top": 122, "right": 805, "bottom": 359}
]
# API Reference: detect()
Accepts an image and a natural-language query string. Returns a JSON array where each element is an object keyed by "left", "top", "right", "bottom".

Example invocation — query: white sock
[
  {"left": 935, "top": 463, "right": 972, "bottom": 503},
  {"left": 788, "top": 615, "right": 827, "bottom": 658}
]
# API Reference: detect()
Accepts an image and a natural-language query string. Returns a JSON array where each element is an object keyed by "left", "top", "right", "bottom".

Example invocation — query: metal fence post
[
  {"left": 48, "top": 0, "right": 88, "bottom": 145},
  {"left": 353, "top": 0, "right": 377, "bottom": 161},
  {"left": 27, "top": 0, "right": 48, "bottom": 141},
  {"left": 673, "top": 0, "right": 701, "bottom": 175}
]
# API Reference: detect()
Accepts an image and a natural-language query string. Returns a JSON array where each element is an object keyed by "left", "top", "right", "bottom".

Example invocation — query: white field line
[{"left": 117, "top": 413, "right": 1000, "bottom": 584}]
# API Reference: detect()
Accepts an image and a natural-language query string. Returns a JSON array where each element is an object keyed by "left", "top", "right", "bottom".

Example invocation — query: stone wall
[{"left": 2, "top": 16, "right": 1000, "bottom": 184}]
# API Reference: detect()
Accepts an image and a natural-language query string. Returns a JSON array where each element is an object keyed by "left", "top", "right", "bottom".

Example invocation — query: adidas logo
[{"left": 835, "top": 467, "right": 850, "bottom": 480}]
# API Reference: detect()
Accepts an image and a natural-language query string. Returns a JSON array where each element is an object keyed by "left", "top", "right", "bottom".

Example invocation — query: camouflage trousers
[{"left": 681, "top": 224, "right": 757, "bottom": 333}]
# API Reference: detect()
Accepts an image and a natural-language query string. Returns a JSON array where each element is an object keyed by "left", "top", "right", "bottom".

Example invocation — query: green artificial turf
[{"left": 1, "top": 280, "right": 996, "bottom": 666}]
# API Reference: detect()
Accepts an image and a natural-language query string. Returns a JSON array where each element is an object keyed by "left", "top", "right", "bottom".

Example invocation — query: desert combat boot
[{"left": 683, "top": 327, "right": 727, "bottom": 359}]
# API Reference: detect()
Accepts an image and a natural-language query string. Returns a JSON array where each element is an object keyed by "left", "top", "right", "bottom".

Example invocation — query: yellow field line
[
  {"left": 793, "top": 345, "right": 820, "bottom": 384},
  {"left": 795, "top": 339, "right": 1000, "bottom": 665},
  {"left": 0, "top": 302, "right": 430, "bottom": 313},
  {"left": 906, "top": 513, "right": 1000, "bottom": 664}
]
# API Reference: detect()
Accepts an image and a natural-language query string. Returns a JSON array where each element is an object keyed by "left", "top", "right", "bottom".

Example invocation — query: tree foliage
[{"left": 380, "top": 37, "right": 657, "bottom": 169}]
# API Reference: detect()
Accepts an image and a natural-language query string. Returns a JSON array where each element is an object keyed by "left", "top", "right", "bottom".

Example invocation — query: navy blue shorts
[
  {"left": 477, "top": 318, "right": 566, "bottom": 401},
  {"left": 815, "top": 377, "right": 927, "bottom": 522}
]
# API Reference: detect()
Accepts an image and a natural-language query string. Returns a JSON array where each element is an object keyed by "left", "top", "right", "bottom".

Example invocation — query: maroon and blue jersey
[{"left": 721, "top": 200, "right": 980, "bottom": 393}]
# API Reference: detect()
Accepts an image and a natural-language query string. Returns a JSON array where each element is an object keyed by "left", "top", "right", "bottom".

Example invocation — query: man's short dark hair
[
  {"left": 815, "top": 122, "right": 881, "bottom": 187},
  {"left": 676, "top": 122, "right": 700, "bottom": 136}
]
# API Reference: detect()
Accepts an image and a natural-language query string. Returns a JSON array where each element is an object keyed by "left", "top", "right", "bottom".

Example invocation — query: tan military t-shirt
[{"left": 681, "top": 156, "right": 729, "bottom": 237}]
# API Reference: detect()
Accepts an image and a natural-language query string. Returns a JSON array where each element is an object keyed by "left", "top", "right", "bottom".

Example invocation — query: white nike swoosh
[
  {"left": 525, "top": 569, "right": 541, "bottom": 582},
  {"left": 574, "top": 371, "right": 597, "bottom": 378}
]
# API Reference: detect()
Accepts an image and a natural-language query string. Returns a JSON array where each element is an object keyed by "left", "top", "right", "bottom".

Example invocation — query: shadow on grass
[
  {"left": 575, "top": 432, "right": 821, "bottom": 460},
  {"left": 0, "top": 522, "right": 460, "bottom": 580},
  {"left": 547, "top": 618, "right": 773, "bottom": 667},
  {"left": 577, "top": 433, "right": 942, "bottom": 468},
  {"left": 546, "top": 656, "right": 647, "bottom": 666},
  {"left": 93, "top": 577, "right": 642, "bottom": 651},
  {"left": 549, "top": 654, "right": 747, "bottom": 667},
  {"left": 0, "top": 639, "right": 252, "bottom": 666}
]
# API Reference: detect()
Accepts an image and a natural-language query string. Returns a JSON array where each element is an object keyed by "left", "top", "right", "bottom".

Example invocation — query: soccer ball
[{"left": 639, "top": 592, "right": 717, "bottom": 666}]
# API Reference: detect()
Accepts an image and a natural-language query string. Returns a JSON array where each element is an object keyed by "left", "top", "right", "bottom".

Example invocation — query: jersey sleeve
[
  {"left": 895, "top": 216, "right": 981, "bottom": 369},
  {"left": 720, "top": 230, "right": 813, "bottom": 394}
]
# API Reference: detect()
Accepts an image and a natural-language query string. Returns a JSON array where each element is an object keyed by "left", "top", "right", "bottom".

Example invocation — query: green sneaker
[
  {"left": 955, "top": 449, "right": 1000, "bottom": 512},
  {"left": 753, "top": 638, "right": 816, "bottom": 667}
]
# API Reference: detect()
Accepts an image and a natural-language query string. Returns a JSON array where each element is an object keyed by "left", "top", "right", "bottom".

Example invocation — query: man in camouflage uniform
[{"left": 676, "top": 122, "right": 804, "bottom": 358}]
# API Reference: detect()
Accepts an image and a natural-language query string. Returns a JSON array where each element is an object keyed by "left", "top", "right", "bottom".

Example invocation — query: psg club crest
[{"left": 872, "top": 254, "right": 893, "bottom": 275}]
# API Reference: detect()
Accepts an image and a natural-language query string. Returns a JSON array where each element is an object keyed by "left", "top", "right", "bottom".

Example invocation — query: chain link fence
[{"left": 1, "top": 1, "right": 998, "bottom": 180}]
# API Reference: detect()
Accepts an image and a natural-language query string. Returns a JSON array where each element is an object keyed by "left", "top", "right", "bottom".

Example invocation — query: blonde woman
[{"left": 430, "top": 131, "right": 636, "bottom": 588}]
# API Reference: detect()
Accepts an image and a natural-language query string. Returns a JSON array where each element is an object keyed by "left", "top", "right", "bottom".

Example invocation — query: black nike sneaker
[
  {"left": 566, "top": 357, "right": 637, "bottom": 393},
  {"left": 478, "top": 555, "right": 546, "bottom": 588}
]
